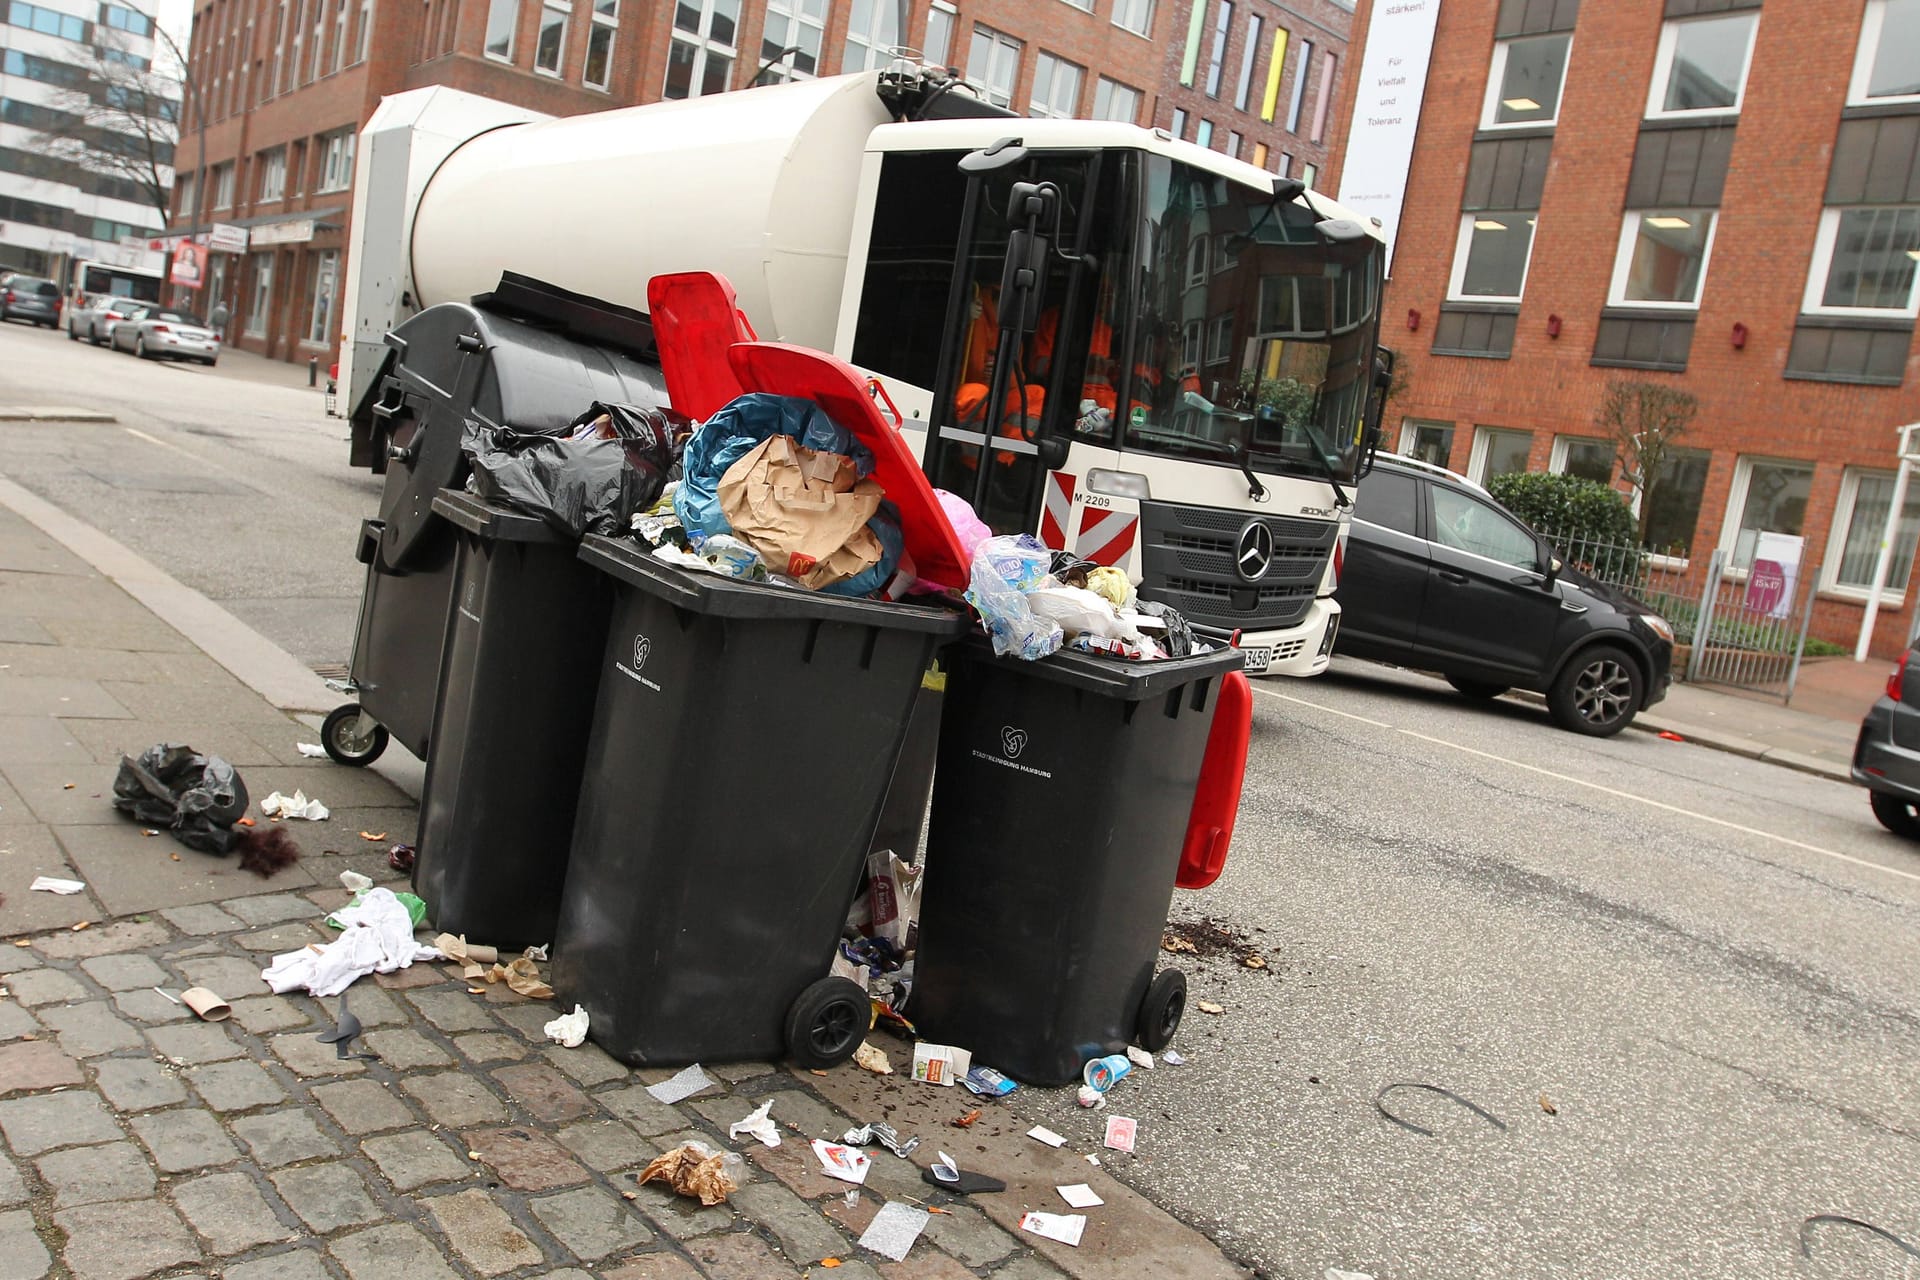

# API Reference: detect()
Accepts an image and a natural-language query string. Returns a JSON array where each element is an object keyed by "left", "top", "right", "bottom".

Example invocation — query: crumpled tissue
[{"left": 544, "top": 1004, "right": 589, "bottom": 1047}]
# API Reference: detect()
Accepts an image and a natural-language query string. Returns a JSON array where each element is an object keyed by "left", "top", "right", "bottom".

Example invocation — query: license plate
[{"left": 1239, "top": 645, "right": 1272, "bottom": 674}]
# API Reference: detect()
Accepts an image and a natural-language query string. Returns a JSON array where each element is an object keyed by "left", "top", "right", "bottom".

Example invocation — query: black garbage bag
[
  {"left": 112, "top": 743, "right": 250, "bottom": 855},
  {"left": 1136, "top": 600, "right": 1198, "bottom": 658},
  {"left": 465, "top": 401, "right": 683, "bottom": 540}
]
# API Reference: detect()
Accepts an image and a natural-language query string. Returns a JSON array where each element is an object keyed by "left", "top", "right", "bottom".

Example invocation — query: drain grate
[{"left": 310, "top": 662, "right": 350, "bottom": 681}]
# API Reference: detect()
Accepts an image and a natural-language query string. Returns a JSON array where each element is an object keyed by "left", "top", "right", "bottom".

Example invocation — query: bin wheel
[
  {"left": 785, "top": 977, "right": 870, "bottom": 1070},
  {"left": 1137, "top": 969, "right": 1187, "bottom": 1053},
  {"left": 321, "top": 703, "right": 389, "bottom": 767}
]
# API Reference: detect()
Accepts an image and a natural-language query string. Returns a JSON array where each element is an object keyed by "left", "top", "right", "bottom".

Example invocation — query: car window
[
  {"left": 1355, "top": 469, "right": 1419, "bottom": 536},
  {"left": 32, "top": 281, "right": 58, "bottom": 296},
  {"left": 1430, "top": 486, "right": 1539, "bottom": 569}
]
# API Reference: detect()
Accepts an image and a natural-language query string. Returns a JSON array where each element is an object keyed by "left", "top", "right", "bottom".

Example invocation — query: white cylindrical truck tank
[{"left": 409, "top": 73, "right": 890, "bottom": 352}]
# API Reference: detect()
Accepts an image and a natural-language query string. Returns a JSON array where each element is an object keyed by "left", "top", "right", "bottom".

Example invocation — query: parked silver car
[
  {"left": 110, "top": 306, "right": 220, "bottom": 365},
  {"left": 0, "top": 274, "right": 63, "bottom": 327},
  {"left": 66, "top": 294, "right": 146, "bottom": 346}
]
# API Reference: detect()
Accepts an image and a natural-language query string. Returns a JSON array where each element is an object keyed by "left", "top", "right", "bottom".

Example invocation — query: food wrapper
[
  {"left": 717, "top": 434, "right": 884, "bottom": 590},
  {"left": 635, "top": 1141, "right": 744, "bottom": 1206}
]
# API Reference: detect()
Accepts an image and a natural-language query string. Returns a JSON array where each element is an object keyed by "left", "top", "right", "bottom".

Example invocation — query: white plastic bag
[{"left": 965, "top": 535, "right": 1061, "bottom": 661}]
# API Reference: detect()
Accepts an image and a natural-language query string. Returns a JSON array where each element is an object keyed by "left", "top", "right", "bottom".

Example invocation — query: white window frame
[
  {"left": 1111, "top": 0, "right": 1152, "bottom": 38},
  {"left": 1028, "top": 51, "right": 1082, "bottom": 119},
  {"left": 355, "top": 0, "right": 372, "bottom": 61},
  {"left": 1716, "top": 455, "right": 1817, "bottom": 573},
  {"left": 1645, "top": 12, "right": 1759, "bottom": 120},
  {"left": 1479, "top": 33, "right": 1572, "bottom": 130},
  {"left": 316, "top": 129, "right": 354, "bottom": 192},
  {"left": 1849, "top": 0, "right": 1920, "bottom": 106},
  {"left": 1549, "top": 434, "right": 1615, "bottom": 483},
  {"left": 1203, "top": 0, "right": 1232, "bottom": 99},
  {"left": 758, "top": 0, "right": 822, "bottom": 85},
  {"left": 483, "top": 0, "right": 516, "bottom": 61},
  {"left": 1607, "top": 209, "right": 1719, "bottom": 310},
  {"left": 665, "top": 0, "right": 738, "bottom": 98},
  {"left": 534, "top": 0, "right": 568, "bottom": 75},
  {"left": 1467, "top": 425, "right": 1533, "bottom": 485},
  {"left": 1399, "top": 418, "right": 1456, "bottom": 465},
  {"left": 967, "top": 26, "right": 1022, "bottom": 109},
  {"left": 1234, "top": 13, "right": 1261, "bottom": 111},
  {"left": 1823, "top": 466, "right": 1920, "bottom": 603},
  {"left": 844, "top": 0, "right": 899, "bottom": 73},
  {"left": 213, "top": 162, "right": 235, "bottom": 210},
  {"left": 1169, "top": 106, "right": 1189, "bottom": 139},
  {"left": 1057, "top": 0, "right": 1091, "bottom": 11},
  {"left": 330, "top": 0, "right": 348, "bottom": 72},
  {"left": 306, "top": 248, "right": 338, "bottom": 345},
  {"left": 1801, "top": 206, "right": 1920, "bottom": 318},
  {"left": 1284, "top": 37, "right": 1313, "bottom": 132},
  {"left": 1205, "top": 312, "right": 1234, "bottom": 364},
  {"left": 1181, "top": 321, "right": 1202, "bottom": 368},
  {"left": 582, "top": 0, "right": 617, "bottom": 89},
  {"left": 245, "top": 254, "right": 273, "bottom": 338},
  {"left": 1093, "top": 76, "right": 1140, "bottom": 123},
  {"left": 1196, "top": 118, "right": 1214, "bottom": 148},
  {"left": 1447, "top": 212, "right": 1536, "bottom": 302},
  {"left": 258, "top": 147, "right": 287, "bottom": 201},
  {"left": 923, "top": 1, "right": 955, "bottom": 66}
]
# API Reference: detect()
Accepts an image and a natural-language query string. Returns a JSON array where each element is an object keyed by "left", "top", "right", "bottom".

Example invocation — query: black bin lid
[
  {"left": 947, "top": 633, "right": 1243, "bottom": 700},
  {"left": 431, "top": 490, "right": 566, "bottom": 545}
]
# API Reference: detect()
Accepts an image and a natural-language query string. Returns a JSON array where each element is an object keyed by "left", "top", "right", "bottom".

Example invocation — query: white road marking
[{"left": 1255, "top": 685, "right": 1920, "bottom": 888}]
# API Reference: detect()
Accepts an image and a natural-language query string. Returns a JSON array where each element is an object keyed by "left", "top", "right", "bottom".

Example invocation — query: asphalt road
[{"left": 3, "top": 318, "right": 1918, "bottom": 1279}]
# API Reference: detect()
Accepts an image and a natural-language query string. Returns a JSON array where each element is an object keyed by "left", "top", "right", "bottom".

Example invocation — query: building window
[
  {"left": 354, "top": 0, "right": 371, "bottom": 61},
  {"left": 1169, "top": 106, "right": 1188, "bottom": 139},
  {"left": 923, "top": 1, "right": 954, "bottom": 66},
  {"left": 1647, "top": 13, "right": 1758, "bottom": 118},
  {"left": 1181, "top": 321, "right": 1202, "bottom": 368},
  {"left": 213, "top": 161, "right": 235, "bottom": 209},
  {"left": 483, "top": 0, "right": 515, "bottom": 59},
  {"left": 1721, "top": 457, "right": 1814, "bottom": 571},
  {"left": 1058, "top": 0, "right": 1090, "bottom": 11},
  {"left": 307, "top": 0, "right": 324, "bottom": 81},
  {"left": 316, "top": 128, "right": 355, "bottom": 191},
  {"left": 1643, "top": 449, "right": 1710, "bottom": 556},
  {"left": 258, "top": 147, "right": 286, "bottom": 201},
  {"left": 1185, "top": 238, "right": 1208, "bottom": 288},
  {"left": 1205, "top": 312, "right": 1234, "bottom": 364},
  {"left": 1448, "top": 212, "right": 1536, "bottom": 301},
  {"left": 1310, "top": 51, "right": 1337, "bottom": 143},
  {"left": 1481, "top": 33, "right": 1569, "bottom": 129},
  {"left": 665, "top": 0, "right": 737, "bottom": 98},
  {"left": 99, "top": 3, "right": 151, "bottom": 35},
  {"left": 1093, "top": 77, "right": 1140, "bottom": 123},
  {"left": 1278, "top": 151, "right": 1293, "bottom": 176},
  {"left": 1551, "top": 435, "right": 1615, "bottom": 484},
  {"left": 967, "top": 26, "right": 1021, "bottom": 109},
  {"left": 534, "top": 0, "right": 566, "bottom": 74},
  {"left": 1260, "top": 27, "right": 1289, "bottom": 121},
  {"left": 8, "top": 2, "right": 88, "bottom": 40},
  {"left": 1400, "top": 419, "right": 1455, "bottom": 468},
  {"left": 289, "top": 140, "right": 308, "bottom": 195},
  {"left": 1609, "top": 210, "right": 1717, "bottom": 308},
  {"left": 757, "top": 0, "right": 821, "bottom": 83},
  {"left": 288, "top": 0, "right": 304, "bottom": 87},
  {"left": 1850, "top": 0, "right": 1920, "bottom": 105},
  {"left": 1029, "top": 52, "right": 1082, "bottom": 119},
  {"left": 1284, "top": 38, "right": 1313, "bottom": 132},
  {"left": 1233, "top": 13, "right": 1261, "bottom": 111},
  {"left": 1469, "top": 426, "right": 1533, "bottom": 484},
  {"left": 1203, "top": 1, "right": 1232, "bottom": 98},
  {"left": 1196, "top": 118, "right": 1214, "bottom": 148},
  {"left": 307, "top": 248, "right": 338, "bottom": 345},
  {"left": 582, "top": 0, "right": 616, "bottom": 87},
  {"left": 330, "top": 0, "right": 347, "bottom": 71},
  {"left": 1301, "top": 161, "right": 1317, "bottom": 189},
  {"left": 1826, "top": 467, "right": 1920, "bottom": 599},
  {"left": 1112, "top": 0, "right": 1151, "bottom": 38},
  {"left": 844, "top": 0, "right": 898, "bottom": 73},
  {"left": 245, "top": 253, "right": 273, "bottom": 337},
  {"left": 1226, "top": 130, "right": 1242, "bottom": 159},
  {"left": 1251, "top": 140, "right": 1268, "bottom": 168},
  {"left": 1803, "top": 207, "right": 1920, "bottom": 316}
]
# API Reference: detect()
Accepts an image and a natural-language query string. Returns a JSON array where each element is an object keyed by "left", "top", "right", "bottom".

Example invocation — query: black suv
[{"left": 1334, "top": 455, "right": 1673, "bottom": 736}]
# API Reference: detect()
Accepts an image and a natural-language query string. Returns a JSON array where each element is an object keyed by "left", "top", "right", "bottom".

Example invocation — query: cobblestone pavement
[{"left": 0, "top": 888, "right": 1243, "bottom": 1280}]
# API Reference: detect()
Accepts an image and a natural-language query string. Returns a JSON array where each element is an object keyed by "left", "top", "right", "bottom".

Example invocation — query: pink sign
[{"left": 1745, "top": 559, "right": 1787, "bottom": 616}]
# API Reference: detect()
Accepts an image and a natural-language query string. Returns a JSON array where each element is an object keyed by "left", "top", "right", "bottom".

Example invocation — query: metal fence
[{"left": 1536, "top": 526, "right": 1820, "bottom": 702}]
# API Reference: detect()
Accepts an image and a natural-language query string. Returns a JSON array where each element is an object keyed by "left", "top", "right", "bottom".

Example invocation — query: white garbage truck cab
[{"left": 344, "top": 64, "right": 1391, "bottom": 676}]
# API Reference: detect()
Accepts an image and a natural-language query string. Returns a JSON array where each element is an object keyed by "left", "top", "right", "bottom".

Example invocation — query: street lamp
[{"left": 1854, "top": 421, "right": 1920, "bottom": 661}]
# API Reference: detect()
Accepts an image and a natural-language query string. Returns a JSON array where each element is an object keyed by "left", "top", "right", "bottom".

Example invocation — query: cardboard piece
[
  {"left": 1027, "top": 1126, "right": 1067, "bottom": 1148},
  {"left": 1103, "top": 1115, "right": 1138, "bottom": 1153},
  {"left": 180, "top": 987, "right": 231, "bottom": 1021},
  {"left": 1020, "top": 1212, "right": 1087, "bottom": 1247},
  {"left": 1057, "top": 1183, "right": 1105, "bottom": 1208},
  {"left": 912, "top": 1042, "right": 973, "bottom": 1086},
  {"left": 716, "top": 434, "right": 884, "bottom": 589}
]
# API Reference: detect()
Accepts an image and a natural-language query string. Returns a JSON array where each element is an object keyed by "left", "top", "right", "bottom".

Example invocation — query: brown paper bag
[{"left": 717, "top": 435, "right": 885, "bottom": 590}]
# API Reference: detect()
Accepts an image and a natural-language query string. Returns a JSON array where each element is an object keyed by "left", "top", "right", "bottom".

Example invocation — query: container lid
[
  {"left": 646, "top": 272, "right": 756, "bottom": 423},
  {"left": 728, "top": 342, "right": 971, "bottom": 593},
  {"left": 950, "top": 634, "right": 1244, "bottom": 700},
  {"left": 580, "top": 535, "right": 970, "bottom": 636},
  {"left": 432, "top": 490, "right": 567, "bottom": 544}
]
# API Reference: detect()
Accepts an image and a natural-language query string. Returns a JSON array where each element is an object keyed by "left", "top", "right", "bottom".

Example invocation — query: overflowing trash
[
  {"left": 636, "top": 1141, "right": 743, "bottom": 1206},
  {"left": 466, "top": 401, "right": 683, "bottom": 540},
  {"left": 260, "top": 887, "right": 440, "bottom": 997},
  {"left": 112, "top": 744, "right": 302, "bottom": 875},
  {"left": 965, "top": 533, "right": 1204, "bottom": 662}
]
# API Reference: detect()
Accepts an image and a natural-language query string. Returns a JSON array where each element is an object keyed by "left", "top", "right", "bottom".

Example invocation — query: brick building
[
  {"left": 169, "top": 0, "right": 1353, "bottom": 369},
  {"left": 1324, "top": 0, "right": 1920, "bottom": 658}
]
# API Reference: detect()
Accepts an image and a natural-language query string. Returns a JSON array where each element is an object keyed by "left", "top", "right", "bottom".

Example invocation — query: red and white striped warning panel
[
  {"left": 1075, "top": 508, "right": 1138, "bottom": 569},
  {"left": 1039, "top": 471, "right": 1075, "bottom": 549}
]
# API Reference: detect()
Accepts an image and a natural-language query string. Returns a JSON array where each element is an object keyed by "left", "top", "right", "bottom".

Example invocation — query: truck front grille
[{"left": 1137, "top": 500, "right": 1336, "bottom": 632}]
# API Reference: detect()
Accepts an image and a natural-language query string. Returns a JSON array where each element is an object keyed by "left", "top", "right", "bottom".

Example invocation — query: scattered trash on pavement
[
  {"left": 113, "top": 744, "right": 301, "bottom": 875},
  {"left": 180, "top": 987, "right": 231, "bottom": 1021},
  {"left": 296, "top": 742, "right": 329, "bottom": 758},
  {"left": 1196, "top": 1000, "right": 1225, "bottom": 1015},
  {"left": 1103, "top": 1115, "right": 1138, "bottom": 1153},
  {"left": 1658, "top": 731, "right": 1685, "bottom": 742},
  {"left": 1027, "top": 1126, "right": 1067, "bottom": 1148},
  {"left": 339, "top": 870, "right": 374, "bottom": 893},
  {"left": 960, "top": 1065, "right": 1016, "bottom": 1097},
  {"left": 387, "top": 843, "right": 416, "bottom": 871},
  {"left": 1798, "top": 1214, "right": 1920, "bottom": 1266},
  {"left": 1057, "top": 1184, "right": 1104, "bottom": 1209},
  {"left": 923, "top": 1152, "right": 1004, "bottom": 1195},
  {"left": 29, "top": 876, "right": 85, "bottom": 895},
  {"left": 852, "top": 1042, "right": 893, "bottom": 1075},
  {"left": 1075, "top": 1087, "right": 1105, "bottom": 1110},
  {"left": 1374, "top": 1083, "right": 1509, "bottom": 1138},
  {"left": 326, "top": 890, "right": 425, "bottom": 931},
  {"left": 1019, "top": 1212, "right": 1086, "bottom": 1247},
  {"left": 950, "top": 1109, "right": 981, "bottom": 1129},
  {"left": 316, "top": 993, "right": 373, "bottom": 1059},
  {"left": 1163, "top": 1050, "right": 1186, "bottom": 1066},
  {"left": 1083, "top": 1054, "right": 1132, "bottom": 1093},
  {"left": 544, "top": 1005, "right": 589, "bottom": 1048},
  {"left": 728, "top": 1100, "right": 780, "bottom": 1147},
  {"left": 260, "top": 790, "right": 330, "bottom": 821},
  {"left": 151, "top": 987, "right": 181, "bottom": 1005},
  {"left": 858, "top": 1202, "right": 930, "bottom": 1261},
  {"left": 842, "top": 1122, "right": 917, "bottom": 1158},
  {"left": 810, "top": 1139, "right": 872, "bottom": 1185},
  {"left": 636, "top": 1142, "right": 743, "bottom": 1206},
  {"left": 1126, "top": 1046, "right": 1155, "bottom": 1070},
  {"left": 261, "top": 887, "right": 441, "bottom": 997},
  {"left": 911, "top": 1042, "right": 971, "bottom": 1085},
  {"left": 646, "top": 1063, "right": 716, "bottom": 1104},
  {"left": 1540, "top": 1094, "right": 1558, "bottom": 1115}
]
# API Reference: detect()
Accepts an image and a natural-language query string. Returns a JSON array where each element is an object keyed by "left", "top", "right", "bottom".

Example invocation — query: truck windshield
[{"left": 1110, "top": 158, "right": 1383, "bottom": 485}]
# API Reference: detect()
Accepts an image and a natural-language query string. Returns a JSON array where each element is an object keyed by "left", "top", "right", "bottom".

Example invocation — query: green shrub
[{"left": 1487, "top": 471, "right": 1638, "bottom": 547}]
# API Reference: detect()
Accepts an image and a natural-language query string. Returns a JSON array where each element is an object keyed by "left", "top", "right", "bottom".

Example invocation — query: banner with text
[{"left": 1335, "top": 0, "right": 1443, "bottom": 271}]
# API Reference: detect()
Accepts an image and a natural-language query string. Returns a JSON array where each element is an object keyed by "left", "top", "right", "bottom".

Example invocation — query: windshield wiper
[{"left": 1295, "top": 421, "right": 1351, "bottom": 508}]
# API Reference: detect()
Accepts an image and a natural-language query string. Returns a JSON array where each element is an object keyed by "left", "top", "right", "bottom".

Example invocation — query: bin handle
[{"left": 866, "top": 377, "right": 904, "bottom": 431}]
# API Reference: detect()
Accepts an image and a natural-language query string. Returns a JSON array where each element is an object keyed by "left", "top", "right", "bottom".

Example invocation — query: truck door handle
[{"left": 1437, "top": 570, "right": 1469, "bottom": 585}]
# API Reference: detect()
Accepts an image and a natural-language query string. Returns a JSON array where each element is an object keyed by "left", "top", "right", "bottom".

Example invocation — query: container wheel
[
  {"left": 784, "top": 977, "right": 870, "bottom": 1070},
  {"left": 321, "top": 703, "right": 389, "bottom": 767},
  {"left": 1137, "top": 969, "right": 1187, "bottom": 1053}
]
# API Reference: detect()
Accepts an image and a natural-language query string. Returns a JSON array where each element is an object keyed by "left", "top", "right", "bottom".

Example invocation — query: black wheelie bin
[
  {"left": 326, "top": 300, "right": 668, "bottom": 766},
  {"left": 408, "top": 491, "right": 614, "bottom": 950},
  {"left": 908, "top": 640, "right": 1243, "bottom": 1086},
  {"left": 549, "top": 538, "right": 967, "bottom": 1069}
]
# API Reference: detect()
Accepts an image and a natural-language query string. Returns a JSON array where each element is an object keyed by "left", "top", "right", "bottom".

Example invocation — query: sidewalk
[
  {"left": 1631, "top": 656, "right": 1879, "bottom": 782},
  {"left": 0, "top": 497, "right": 1245, "bottom": 1279}
]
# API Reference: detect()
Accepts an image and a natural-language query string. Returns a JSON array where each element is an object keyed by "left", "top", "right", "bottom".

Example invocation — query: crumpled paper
[
  {"left": 853, "top": 1042, "right": 893, "bottom": 1075},
  {"left": 544, "top": 1004, "right": 589, "bottom": 1048},
  {"left": 29, "top": 876, "right": 86, "bottom": 894},
  {"left": 339, "top": 870, "right": 373, "bottom": 893},
  {"left": 729, "top": 1099, "right": 780, "bottom": 1147},
  {"left": 433, "top": 934, "right": 553, "bottom": 998},
  {"left": 636, "top": 1141, "right": 742, "bottom": 1206},
  {"left": 260, "top": 790, "right": 329, "bottom": 821}
]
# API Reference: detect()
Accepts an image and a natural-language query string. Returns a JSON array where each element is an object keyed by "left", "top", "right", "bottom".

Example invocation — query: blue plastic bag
[
  {"left": 674, "top": 393, "right": 875, "bottom": 538},
  {"left": 820, "top": 504, "right": 904, "bottom": 598}
]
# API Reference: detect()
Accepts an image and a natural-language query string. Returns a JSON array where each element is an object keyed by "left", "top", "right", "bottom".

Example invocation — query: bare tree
[
  {"left": 35, "top": 27, "right": 188, "bottom": 230},
  {"left": 1595, "top": 379, "right": 1700, "bottom": 545}
]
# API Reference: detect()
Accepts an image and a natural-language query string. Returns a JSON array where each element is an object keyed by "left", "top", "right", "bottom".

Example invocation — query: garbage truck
[{"left": 342, "top": 60, "right": 1391, "bottom": 676}]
